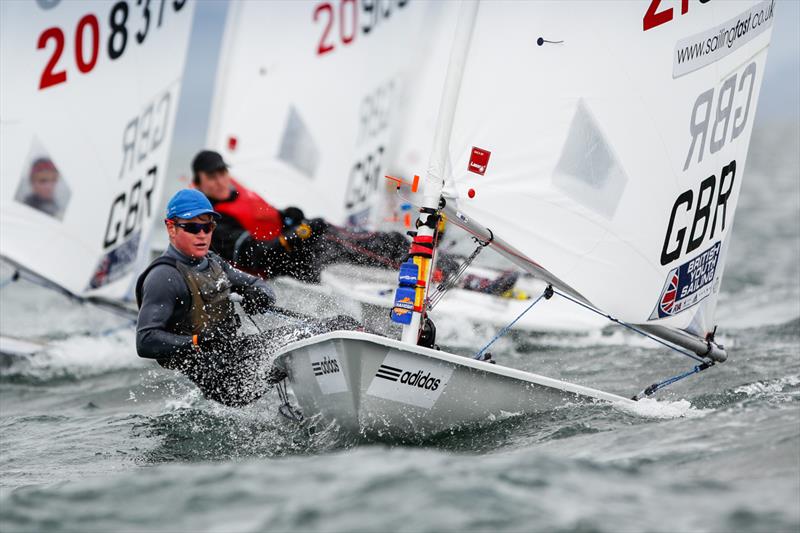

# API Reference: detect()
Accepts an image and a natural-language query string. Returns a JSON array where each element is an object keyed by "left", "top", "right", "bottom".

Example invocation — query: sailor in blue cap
[
  {"left": 134, "top": 189, "right": 282, "bottom": 405},
  {"left": 135, "top": 189, "right": 360, "bottom": 406}
]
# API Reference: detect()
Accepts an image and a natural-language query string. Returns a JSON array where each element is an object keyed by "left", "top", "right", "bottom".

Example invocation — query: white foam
[
  {"left": 734, "top": 375, "right": 800, "bottom": 397},
  {"left": 164, "top": 389, "right": 203, "bottom": 411},
  {"left": 613, "top": 397, "right": 709, "bottom": 419},
  {"left": 24, "top": 328, "right": 145, "bottom": 375}
]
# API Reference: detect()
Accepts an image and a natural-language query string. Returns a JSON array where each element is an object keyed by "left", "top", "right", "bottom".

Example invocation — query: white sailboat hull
[{"left": 274, "top": 331, "right": 632, "bottom": 439}]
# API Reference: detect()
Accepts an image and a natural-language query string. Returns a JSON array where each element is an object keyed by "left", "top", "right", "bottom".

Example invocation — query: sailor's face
[
  {"left": 168, "top": 214, "right": 214, "bottom": 258},
  {"left": 197, "top": 168, "right": 232, "bottom": 201},
  {"left": 30, "top": 170, "right": 58, "bottom": 201}
]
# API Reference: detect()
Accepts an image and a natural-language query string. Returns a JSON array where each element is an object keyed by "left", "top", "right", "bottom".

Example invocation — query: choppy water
[{"left": 1, "top": 121, "right": 798, "bottom": 532}]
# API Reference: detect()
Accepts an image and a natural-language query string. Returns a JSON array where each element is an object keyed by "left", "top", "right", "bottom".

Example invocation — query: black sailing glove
[
  {"left": 192, "top": 332, "right": 221, "bottom": 353},
  {"left": 241, "top": 284, "right": 275, "bottom": 315},
  {"left": 307, "top": 217, "right": 328, "bottom": 236},
  {"left": 280, "top": 207, "right": 305, "bottom": 228},
  {"left": 279, "top": 221, "right": 314, "bottom": 252}
]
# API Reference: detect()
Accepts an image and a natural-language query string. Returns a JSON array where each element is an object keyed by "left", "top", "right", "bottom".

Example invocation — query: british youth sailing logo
[{"left": 650, "top": 241, "right": 721, "bottom": 320}]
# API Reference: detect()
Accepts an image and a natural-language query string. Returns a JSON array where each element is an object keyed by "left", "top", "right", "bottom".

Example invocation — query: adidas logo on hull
[
  {"left": 375, "top": 364, "right": 441, "bottom": 391},
  {"left": 312, "top": 357, "right": 340, "bottom": 377}
]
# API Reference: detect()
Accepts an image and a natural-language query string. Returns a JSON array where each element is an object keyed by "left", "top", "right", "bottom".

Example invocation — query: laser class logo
[
  {"left": 375, "top": 364, "right": 442, "bottom": 391},
  {"left": 311, "top": 356, "right": 340, "bottom": 377},
  {"left": 650, "top": 241, "right": 721, "bottom": 320},
  {"left": 468, "top": 146, "right": 491, "bottom": 175}
]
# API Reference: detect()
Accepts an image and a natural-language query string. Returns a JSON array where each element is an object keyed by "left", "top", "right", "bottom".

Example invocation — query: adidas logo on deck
[{"left": 312, "top": 357, "right": 340, "bottom": 377}]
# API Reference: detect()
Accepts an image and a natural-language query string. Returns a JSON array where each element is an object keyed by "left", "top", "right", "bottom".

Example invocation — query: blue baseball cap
[{"left": 165, "top": 189, "right": 221, "bottom": 220}]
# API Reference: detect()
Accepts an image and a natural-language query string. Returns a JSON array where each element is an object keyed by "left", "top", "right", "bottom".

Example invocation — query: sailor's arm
[
  {"left": 211, "top": 216, "right": 322, "bottom": 274},
  {"left": 136, "top": 266, "right": 194, "bottom": 360},
  {"left": 209, "top": 217, "right": 282, "bottom": 263},
  {"left": 218, "top": 257, "right": 276, "bottom": 313}
]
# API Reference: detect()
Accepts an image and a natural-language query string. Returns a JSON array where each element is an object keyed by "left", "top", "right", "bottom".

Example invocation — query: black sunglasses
[{"left": 171, "top": 221, "right": 217, "bottom": 234}]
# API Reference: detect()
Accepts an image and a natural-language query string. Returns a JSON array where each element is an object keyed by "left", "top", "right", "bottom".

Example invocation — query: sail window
[
  {"left": 552, "top": 100, "right": 628, "bottom": 219},
  {"left": 277, "top": 106, "right": 320, "bottom": 179},
  {"left": 14, "top": 139, "right": 71, "bottom": 221}
]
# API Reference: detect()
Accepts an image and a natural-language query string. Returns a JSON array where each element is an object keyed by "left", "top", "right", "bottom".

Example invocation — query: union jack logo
[{"left": 660, "top": 272, "right": 680, "bottom": 315}]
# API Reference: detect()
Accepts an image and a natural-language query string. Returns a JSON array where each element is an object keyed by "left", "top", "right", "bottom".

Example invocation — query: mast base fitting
[{"left": 418, "top": 316, "right": 437, "bottom": 349}]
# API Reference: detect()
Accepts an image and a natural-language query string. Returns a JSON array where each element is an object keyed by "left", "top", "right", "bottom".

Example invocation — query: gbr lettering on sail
[{"left": 660, "top": 60, "right": 757, "bottom": 266}]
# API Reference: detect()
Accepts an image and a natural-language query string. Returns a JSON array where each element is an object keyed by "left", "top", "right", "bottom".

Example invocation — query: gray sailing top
[{"left": 136, "top": 245, "right": 275, "bottom": 360}]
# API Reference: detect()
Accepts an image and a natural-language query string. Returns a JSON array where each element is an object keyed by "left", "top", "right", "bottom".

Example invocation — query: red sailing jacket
[{"left": 213, "top": 179, "right": 283, "bottom": 240}]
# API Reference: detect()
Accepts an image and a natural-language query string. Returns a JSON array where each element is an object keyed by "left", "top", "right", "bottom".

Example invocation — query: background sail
[
  {"left": 0, "top": 0, "right": 196, "bottom": 300},
  {"left": 441, "top": 0, "right": 774, "bottom": 338},
  {"left": 205, "top": 0, "right": 428, "bottom": 228}
]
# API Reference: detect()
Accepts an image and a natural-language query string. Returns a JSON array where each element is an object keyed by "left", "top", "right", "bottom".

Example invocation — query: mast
[{"left": 400, "top": 0, "right": 480, "bottom": 344}]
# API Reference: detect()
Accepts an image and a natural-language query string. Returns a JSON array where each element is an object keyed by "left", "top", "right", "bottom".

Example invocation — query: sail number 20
[
  {"left": 37, "top": 0, "right": 187, "bottom": 90},
  {"left": 314, "top": 0, "right": 409, "bottom": 56},
  {"left": 643, "top": 0, "right": 712, "bottom": 32}
]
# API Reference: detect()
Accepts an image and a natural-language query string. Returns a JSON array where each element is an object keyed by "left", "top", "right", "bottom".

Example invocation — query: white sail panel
[
  {"left": 444, "top": 0, "right": 774, "bottom": 337},
  {"left": 0, "top": 0, "right": 195, "bottom": 300},
  {"left": 206, "top": 0, "right": 427, "bottom": 228}
]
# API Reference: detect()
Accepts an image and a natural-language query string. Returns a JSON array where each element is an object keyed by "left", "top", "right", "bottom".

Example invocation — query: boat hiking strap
[
  {"left": 473, "top": 285, "right": 553, "bottom": 360},
  {"left": 631, "top": 362, "right": 715, "bottom": 401},
  {"left": 550, "top": 287, "right": 710, "bottom": 365},
  {"left": 429, "top": 233, "right": 493, "bottom": 310}
]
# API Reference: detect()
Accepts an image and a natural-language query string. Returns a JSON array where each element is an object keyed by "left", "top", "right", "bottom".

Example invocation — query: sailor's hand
[
  {"left": 191, "top": 333, "right": 218, "bottom": 353},
  {"left": 307, "top": 217, "right": 327, "bottom": 236},
  {"left": 279, "top": 222, "right": 314, "bottom": 252},
  {"left": 241, "top": 283, "right": 275, "bottom": 314},
  {"left": 280, "top": 207, "right": 305, "bottom": 228}
]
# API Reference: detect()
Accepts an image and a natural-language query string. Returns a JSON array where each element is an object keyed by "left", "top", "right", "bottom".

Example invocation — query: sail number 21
[
  {"left": 643, "top": 0, "right": 712, "bottom": 32},
  {"left": 37, "top": 0, "right": 187, "bottom": 90}
]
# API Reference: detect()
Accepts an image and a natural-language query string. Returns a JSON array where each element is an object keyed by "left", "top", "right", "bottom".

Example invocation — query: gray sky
[{"left": 756, "top": 0, "right": 800, "bottom": 121}]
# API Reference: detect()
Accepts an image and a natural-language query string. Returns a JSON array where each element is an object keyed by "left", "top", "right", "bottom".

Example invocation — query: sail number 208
[{"left": 37, "top": 0, "right": 187, "bottom": 90}]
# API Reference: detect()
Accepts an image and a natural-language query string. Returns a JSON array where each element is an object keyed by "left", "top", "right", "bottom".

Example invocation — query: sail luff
[
  {"left": 400, "top": 0, "right": 480, "bottom": 344},
  {"left": 420, "top": 0, "right": 480, "bottom": 209}
]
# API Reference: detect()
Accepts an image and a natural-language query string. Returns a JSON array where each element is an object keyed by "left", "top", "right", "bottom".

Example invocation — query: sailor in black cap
[{"left": 191, "top": 149, "right": 410, "bottom": 283}]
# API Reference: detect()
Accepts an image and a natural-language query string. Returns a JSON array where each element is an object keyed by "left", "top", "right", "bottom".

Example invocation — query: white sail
[
  {"left": 438, "top": 0, "right": 774, "bottom": 345},
  {"left": 205, "top": 0, "right": 428, "bottom": 228},
  {"left": 0, "top": 0, "right": 196, "bottom": 300}
]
